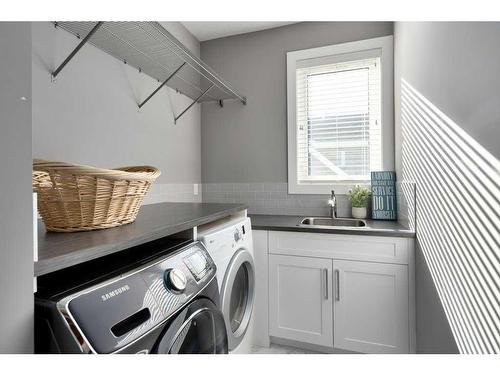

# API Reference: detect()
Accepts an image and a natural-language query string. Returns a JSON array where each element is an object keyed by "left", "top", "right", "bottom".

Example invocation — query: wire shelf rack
[{"left": 52, "top": 21, "right": 246, "bottom": 121}]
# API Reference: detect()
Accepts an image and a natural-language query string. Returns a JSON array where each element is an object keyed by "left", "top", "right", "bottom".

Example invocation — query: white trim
[
  {"left": 287, "top": 36, "right": 394, "bottom": 195},
  {"left": 289, "top": 182, "right": 370, "bottom": 195}
]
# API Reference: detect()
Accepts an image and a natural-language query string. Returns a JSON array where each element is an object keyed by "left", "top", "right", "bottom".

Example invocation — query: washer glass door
[
  {"left": 230, "top": 265, "right": 249, "bottom": 333},
  {"left": 155, "top": 298, "right": 227, "bottom": 354},
  {"left": 221, "top": 248, "right": 255, "bottom": 350}
]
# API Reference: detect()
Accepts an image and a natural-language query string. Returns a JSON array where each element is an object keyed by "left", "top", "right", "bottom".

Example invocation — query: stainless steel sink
[{"left": 300, "top": 217, "right": 366, "bottom": 228}]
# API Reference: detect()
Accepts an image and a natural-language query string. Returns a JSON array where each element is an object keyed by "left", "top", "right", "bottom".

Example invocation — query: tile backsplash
[
  {"left": 143, "top": 181, "right": 416, "bottom": 231},
  {"left": 202, "top": 181, "right": 416, "bottom": 230},
  {"left": 202, "top": 183, "right": 351, "bottom": 217},
  {"left": 143, "top": 183, "right": 201, "bottom": 205}
]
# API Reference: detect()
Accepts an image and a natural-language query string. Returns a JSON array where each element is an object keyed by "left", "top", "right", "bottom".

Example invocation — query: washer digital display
[{"left": 184, "top": 250, "right": 209, "bottom": 281}]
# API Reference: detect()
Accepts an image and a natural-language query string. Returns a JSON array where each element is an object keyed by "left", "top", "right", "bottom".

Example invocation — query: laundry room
[{"left": 1, "top": 1, "right": 500, "bottom": 374}]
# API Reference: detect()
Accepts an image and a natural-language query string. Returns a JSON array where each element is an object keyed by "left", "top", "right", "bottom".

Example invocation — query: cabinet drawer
[{"left": 269, "top": 231, "right": 410, "bottom": 265}]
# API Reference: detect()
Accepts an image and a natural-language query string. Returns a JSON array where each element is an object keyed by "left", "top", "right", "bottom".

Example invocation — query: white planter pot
[{"left": 352, "top": 206, "right": 367, "bottom": 219}]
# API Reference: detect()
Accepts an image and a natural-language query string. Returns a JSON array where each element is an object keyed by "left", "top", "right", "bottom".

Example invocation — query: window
[{"left": 287, "top": 36, "right": 393, "bottom": 194}]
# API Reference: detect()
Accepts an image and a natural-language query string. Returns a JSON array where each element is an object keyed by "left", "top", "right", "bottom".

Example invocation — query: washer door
[
  {"left": 221, "top": 248, "right": 255, "bottom": 350},
  {"left": 155, "top": 298, "right": 228, "bottom": 354}
]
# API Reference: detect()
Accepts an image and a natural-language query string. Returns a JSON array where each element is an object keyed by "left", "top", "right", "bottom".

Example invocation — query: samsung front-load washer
[
  {"left": 35, "top": 238, "right": 227, "bottom": 354},
  {"left": 199, "top": 217, "right": 255, "bottom": 354}
]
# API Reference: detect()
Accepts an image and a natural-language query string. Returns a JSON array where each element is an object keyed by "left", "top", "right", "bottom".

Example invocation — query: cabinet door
[
  {"left": 269, "top": 254, "right": 333, "bottom": 347},
  {"left": 333, "top": 260, "right": 409, "bottom": 353}
]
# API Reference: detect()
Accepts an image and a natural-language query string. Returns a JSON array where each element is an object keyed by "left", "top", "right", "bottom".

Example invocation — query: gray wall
[
  {"left": 201, "top": 22, "right": 393, "bottom": 183},
  {"left": 200, "top": 22, "right": 393, "bottom": 215},
  {"left": 32, "top": 22, "right": 202, "bottom": 203},
  {"left": 0, "top": 22, "right": 34, "bottom": 353},
  {"left": 394, "top": 22, "right": 500, "bottom": 353}
]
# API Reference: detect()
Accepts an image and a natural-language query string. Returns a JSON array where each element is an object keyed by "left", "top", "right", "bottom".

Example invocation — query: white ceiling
[{"left": 181, "top": 22, "right": 298, "bottom": 42}]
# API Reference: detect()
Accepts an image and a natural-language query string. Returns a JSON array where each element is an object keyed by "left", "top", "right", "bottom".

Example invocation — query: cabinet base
[{"left": 270, "top": 337, "right": 360, "bottom": 354}]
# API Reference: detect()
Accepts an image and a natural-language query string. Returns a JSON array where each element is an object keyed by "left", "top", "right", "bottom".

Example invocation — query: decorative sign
[{"left": 371, "top": 171, "right": 397, "bottom": 220}]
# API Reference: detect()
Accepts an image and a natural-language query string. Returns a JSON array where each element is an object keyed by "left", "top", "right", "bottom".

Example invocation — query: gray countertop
[
  {"left": 35, "top": 202, "right": 247, "bottom": 277},
  {"left": 250, "top": 214, "right": 415, "bottom": 238}
]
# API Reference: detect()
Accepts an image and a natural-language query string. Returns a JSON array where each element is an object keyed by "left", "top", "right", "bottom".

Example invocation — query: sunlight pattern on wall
[{"left": 400, "top": 79, "right": 500, "bottom": 354}]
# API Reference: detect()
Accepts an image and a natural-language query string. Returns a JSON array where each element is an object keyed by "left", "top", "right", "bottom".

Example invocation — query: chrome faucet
[{"left": 328, "top": 190, "right": 337, "bottom": 219}]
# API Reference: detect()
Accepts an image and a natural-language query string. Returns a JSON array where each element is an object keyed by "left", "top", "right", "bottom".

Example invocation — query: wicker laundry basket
[{"left": 33, "top": 159, "right": 161, "bottom": 232}]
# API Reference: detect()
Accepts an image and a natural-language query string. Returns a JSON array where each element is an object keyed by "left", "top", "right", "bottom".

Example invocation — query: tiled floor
[{"left": 251, "top": 344, "right": 320, "bottom": 354}]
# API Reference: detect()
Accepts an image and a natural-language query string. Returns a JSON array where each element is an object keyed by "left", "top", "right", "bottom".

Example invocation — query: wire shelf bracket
[
  {"left": 138, "top": 62, "right": 186, "bottom": 109},
  {"left": 51, "top": 21, "right": 103, "bottom": 82},
  {"left": 174, "top": 84, "right": 214, "bottom": 124}
]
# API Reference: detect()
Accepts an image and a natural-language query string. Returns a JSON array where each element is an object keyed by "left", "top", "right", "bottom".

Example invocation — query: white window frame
[{"left": 287, "top": 36, "right": 394, "bottom": 194}]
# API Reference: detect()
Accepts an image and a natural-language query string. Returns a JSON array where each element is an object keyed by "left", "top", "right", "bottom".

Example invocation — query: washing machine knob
[
  {"left": 234, "top": 229, "right": 241, "bottom": 242},
  {"left": 165, "top": 268, "right": 187, "bottom": 292}
]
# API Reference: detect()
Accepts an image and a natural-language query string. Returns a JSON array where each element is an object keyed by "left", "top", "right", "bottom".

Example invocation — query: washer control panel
[
  {"left": 233, "top": 224, "right": 247, "bottom": 243},
  {"left": 64, "top": 241, "right": 216, "bottom": 353}
]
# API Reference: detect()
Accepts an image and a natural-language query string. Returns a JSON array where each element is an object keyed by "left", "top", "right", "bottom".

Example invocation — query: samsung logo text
[{"left": 101, "top": 285, "right": 130, "bottom": 302}]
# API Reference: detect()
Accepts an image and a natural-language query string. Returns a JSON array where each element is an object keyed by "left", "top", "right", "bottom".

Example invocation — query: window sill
[{"left": 288, "top": 182, "right": 370, "bottom": 195}]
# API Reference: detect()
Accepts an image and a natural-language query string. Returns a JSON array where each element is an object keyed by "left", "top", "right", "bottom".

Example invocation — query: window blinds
[{"left": 296, "top": 56, "right": 382, "bottom": 183}]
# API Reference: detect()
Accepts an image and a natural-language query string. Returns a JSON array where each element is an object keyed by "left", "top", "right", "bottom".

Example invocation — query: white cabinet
[
  {"left": 266, "top": 231, "right": 415, "bottom": 353},
  {"left": 333, "top": 260, "right": 409, "bottom": 353},
  {"left": 269, "top": 254, "right": 333, "bottom": 347}
]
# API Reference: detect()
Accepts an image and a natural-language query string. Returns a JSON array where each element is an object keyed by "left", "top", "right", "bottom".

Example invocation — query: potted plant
[{"left": 347, "top": 185, "right": 371, "bottom": 219}]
